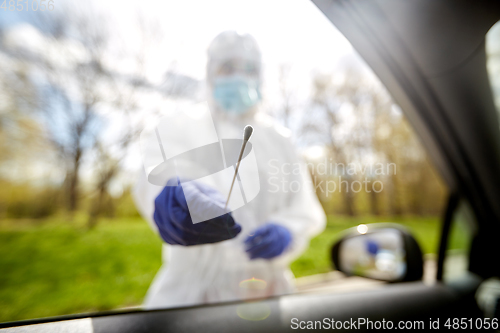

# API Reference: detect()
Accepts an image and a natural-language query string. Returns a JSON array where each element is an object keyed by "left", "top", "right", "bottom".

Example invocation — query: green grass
[
  {"left": 0, "top": 217, "right": 163, "bottom": 323},
  {"left": 0, "top": 215, "right": 440, "bottom": 323}
]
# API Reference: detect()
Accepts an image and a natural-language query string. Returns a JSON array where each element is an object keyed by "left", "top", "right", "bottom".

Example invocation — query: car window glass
[{"left": 0, "top": 0, "right": 448, "bottom": 323}]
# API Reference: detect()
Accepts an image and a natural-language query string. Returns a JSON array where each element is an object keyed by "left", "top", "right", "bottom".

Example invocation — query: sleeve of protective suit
[
  {"left": 133, "top": 170, "right": 163, "bottom": 235},
  {"left": 266, "top": 136, "right": 327, "bottom": 265}
]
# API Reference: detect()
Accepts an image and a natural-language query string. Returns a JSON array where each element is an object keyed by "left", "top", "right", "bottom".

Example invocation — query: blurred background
[{"left": 0, "top": 0, "right": 499, "bottom": 323}]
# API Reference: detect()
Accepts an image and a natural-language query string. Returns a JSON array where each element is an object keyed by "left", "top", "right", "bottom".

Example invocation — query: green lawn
[{"left": 0, "top": 215, "right": 440, "bottom": 323}]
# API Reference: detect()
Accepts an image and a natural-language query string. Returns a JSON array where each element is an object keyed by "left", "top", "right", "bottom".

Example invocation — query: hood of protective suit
[{"left": 206, "top": 31, "right": 263, "bottom": 120}]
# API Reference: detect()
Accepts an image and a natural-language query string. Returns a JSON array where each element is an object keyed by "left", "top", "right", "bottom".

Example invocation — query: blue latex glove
[
  {"left": 153, "top": 181, "right": 241, "bottom": 246},
  {"left": 244, "top": 223, "right": 292, "bottom": 260}
]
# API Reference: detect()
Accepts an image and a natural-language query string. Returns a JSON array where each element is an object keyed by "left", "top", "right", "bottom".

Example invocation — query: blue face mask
[{"left": 212, "top": 76, "right": 261, "bottom": 115}]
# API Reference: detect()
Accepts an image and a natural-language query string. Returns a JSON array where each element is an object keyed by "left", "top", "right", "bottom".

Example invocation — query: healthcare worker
[{"left": 133, "top": 31, "right": 326, "bottom": 309}]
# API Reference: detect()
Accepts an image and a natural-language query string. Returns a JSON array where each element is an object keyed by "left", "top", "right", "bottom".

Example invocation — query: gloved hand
[
  {"left": 154, "top": 180, "right": 241, "bottom": 246},
  {"left": 244, "top": 223, "right": 292, "bottom": 260}
]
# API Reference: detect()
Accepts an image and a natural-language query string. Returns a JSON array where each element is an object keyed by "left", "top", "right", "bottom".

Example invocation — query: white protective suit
[{"left": 133, "top": 31, "right": 326, "bottom": 309}]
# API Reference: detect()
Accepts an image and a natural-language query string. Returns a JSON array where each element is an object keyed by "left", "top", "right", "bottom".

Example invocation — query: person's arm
[
  {"left": 133, "top": 170, "right": 163, "bottom": 234},
  {"left": 135, "top": 172, "right": 241, "bottom": 246},
  {"left": 243, "top": 131, "right": 327, "bottom": 264},
  {"left": 266, "top": 156, "right": 326, "bottom": 265}
]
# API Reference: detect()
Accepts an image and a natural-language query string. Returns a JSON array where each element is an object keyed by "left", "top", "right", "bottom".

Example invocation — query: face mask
[{"left": 212, "top": 76, "right": 261, "bottom": 115}]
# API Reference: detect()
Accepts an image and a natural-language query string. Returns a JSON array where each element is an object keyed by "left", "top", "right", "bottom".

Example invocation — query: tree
[
  {"left": 0, "top": 7, "right": 154, "bottom": 218},
  {"left": 304, "top": 68, "right": 374, "bottom": 216},
  {"left": 276, "top": 63, "right": 297, "bottom": 129},
  {"left": 302, "top": 65, "right": 445, "bottom": 217}
]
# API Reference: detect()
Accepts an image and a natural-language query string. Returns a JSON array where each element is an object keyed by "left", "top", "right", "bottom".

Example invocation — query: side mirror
[{"left": 331, "top": 223, "right": 424, "bottom": 282}]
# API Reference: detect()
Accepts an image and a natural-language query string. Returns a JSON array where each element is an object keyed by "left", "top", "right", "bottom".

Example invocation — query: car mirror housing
[{"left": 331, "top": 223, "right": 424, "bottom": 282}]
